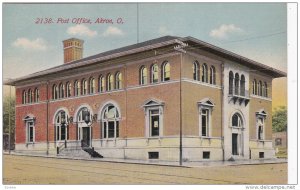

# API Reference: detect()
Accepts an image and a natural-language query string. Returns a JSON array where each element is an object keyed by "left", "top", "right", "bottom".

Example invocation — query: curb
[{"left": 3, "top": 152, "right": 287, "bottom": 168}]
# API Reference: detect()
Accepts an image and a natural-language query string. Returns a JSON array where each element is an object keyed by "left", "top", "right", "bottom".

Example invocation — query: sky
[{"left": 2, "top": 3, "right": 287, "bottom": 108}]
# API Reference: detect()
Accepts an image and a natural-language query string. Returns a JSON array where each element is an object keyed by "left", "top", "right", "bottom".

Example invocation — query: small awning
[
  {"left": 256, "top": 109, "right": 267, "bottom": 116},
  {"left": 197, "top": 98, "right": 215, "bottom": 107},
  {"left": 142, "top": 99, "right": 165, "bottom": 107},
  {"left": 23, "top": 115, "right": 35, "bottom": 121}
]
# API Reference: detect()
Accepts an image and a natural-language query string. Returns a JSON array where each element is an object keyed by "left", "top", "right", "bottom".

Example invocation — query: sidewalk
[{"left": 3, "top": 151, "right": 287, "bottom": 168}]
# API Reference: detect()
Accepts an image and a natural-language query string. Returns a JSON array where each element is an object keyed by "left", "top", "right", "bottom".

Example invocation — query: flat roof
[{"left": 4, "top": 35, "right": 286, "bottom": 86}]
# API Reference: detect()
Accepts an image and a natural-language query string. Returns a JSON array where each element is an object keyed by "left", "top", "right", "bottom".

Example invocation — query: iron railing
[
  {"left": 56, "top": 140, "right": 67, "bottom": 154},
  {"left": 229, "top": 88, "right": 250, "bottom": 98}
]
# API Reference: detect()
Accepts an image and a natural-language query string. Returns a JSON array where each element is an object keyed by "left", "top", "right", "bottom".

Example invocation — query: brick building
[{"left": 5, "top": 36, "right": 286, "bottom": 161}]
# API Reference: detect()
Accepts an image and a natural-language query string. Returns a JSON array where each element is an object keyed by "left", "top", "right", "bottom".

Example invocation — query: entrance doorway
[
  {"left": 81, "top": 127, "right": 90, "bottom": 147},
  {"left": 231, "top": 113, "right": 244, "bottom": 157},
  {"left": 232, "top": 133, "right": 238, "bottom": 155}
]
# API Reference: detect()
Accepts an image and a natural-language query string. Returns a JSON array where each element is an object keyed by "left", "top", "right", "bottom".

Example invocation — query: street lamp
[
  {"left": 82, "top": 108, "right": 91, "bottom": 125},
  {"left": 61, "top": 112, "right": 66, "bottom": 125}
]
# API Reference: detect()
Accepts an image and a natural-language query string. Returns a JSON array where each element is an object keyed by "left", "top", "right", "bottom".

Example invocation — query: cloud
[
  {"left": 12, "top": 38, "right": 48, "bottom": 51},
  {"left": 158, "top": 26, "right": 173, "bottom": 36},
  {"left": 67, "top": 25, "right": 97, "bottom": 37},
  {"left": 102, "top": 26, "right": 124, "bottom": 37},
  {"left": 210, "top": 24, "right": 243, "bottom": 39}
]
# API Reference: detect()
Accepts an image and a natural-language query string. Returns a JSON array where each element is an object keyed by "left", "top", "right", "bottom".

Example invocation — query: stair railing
[{"left": 56, "top": 140, "right": 67, "bottom": 155}]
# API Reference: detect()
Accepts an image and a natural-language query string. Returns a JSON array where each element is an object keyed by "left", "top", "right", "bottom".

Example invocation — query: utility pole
[
  {"left": 174, "top": 40, "right": 188, "bottom": 166},
  {"left": 46, "top": 81, "right": 49, "bottom": 155}
]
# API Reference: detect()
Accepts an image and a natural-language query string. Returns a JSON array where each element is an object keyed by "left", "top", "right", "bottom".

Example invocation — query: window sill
[
  {"left": 102, "top": 138, "right": 119, "bottom": 141},
  {"left": 229, "top": 126, "right": 245, "bottom": 129},
  {"left": 26, "top": 142, "right": 35, "bottom": 146},
  {"left": 147, "top": 136, "right": 161, "bottom": 139}
]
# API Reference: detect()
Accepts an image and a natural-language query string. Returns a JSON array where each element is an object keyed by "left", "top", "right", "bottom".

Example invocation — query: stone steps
[{"left": 58, "top": 147, "right": 91, "bottom": 159}]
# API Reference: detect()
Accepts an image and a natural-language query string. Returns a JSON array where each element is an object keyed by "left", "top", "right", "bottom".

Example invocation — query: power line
[{"left": 219, "top": 31, "right": 286, "bottom": 45}]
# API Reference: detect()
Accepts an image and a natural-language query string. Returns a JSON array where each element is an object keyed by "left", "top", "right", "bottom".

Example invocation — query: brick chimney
[{"left": 63, "top": 38, "right": 84, "bottom": 64}]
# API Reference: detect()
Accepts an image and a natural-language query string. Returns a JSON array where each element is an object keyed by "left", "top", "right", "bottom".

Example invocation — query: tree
[
  {"left": 3, "top": 95, "right": 15, "bottom": 150},
  {"left": 272, "top": 106, "right": 287, "bottom": 132}
]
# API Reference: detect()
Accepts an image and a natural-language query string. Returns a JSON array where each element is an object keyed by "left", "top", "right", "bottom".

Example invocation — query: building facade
[{"left": 6, "top": 36, "right": 286, "bottom": 161}]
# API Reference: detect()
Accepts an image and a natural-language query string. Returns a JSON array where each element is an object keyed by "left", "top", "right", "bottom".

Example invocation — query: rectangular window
[
  {"left": 148, "top": 152, "right": 159, "bottom": 159},
  {"left": 27, "top": 121, "right": 34, "bottom": 143},
  {"left": 201, "top": 109, "right": 209, "bottom": 136},
  {"left": 203, "top": 151, "right": 210, "bottom": 159},
  {"left": 259, "top": 152, "right": 264, "bottom": 158},
  {"left": 29, "top": 126, "right": 34, "bottom": 142},
  {"left": 257, "top": 117, "right": 265, "bottom": 140},
  {"left": 150, "top": 110, "right": 160, "bottom": 137}
]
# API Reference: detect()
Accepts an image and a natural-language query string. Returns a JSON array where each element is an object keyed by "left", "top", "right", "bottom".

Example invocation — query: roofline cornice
[{"left": 5, "top": 38, "right": 181, "bottom": 86}]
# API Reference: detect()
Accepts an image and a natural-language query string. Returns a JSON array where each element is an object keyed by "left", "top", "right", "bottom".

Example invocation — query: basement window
[
  {"left": 203, "top": 151, "right": 210, "bottom": 159},
  {"left": 148, "top": 152, "right": 159, "bottom": 159},
  {"left": 259, "top": 152, "right": 264, "bottom": 158}
]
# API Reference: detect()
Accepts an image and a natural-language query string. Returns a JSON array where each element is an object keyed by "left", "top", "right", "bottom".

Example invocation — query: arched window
[
  {"left": 240, "top": 75, "right": 245, "bottom": 96},
  {"left": 252, "top": 79, "right": 257, "bottom": 95},
  {"left": 106, "top": 74, "right": 114, "bottom": 91},
  {"left": 82, "top": 79, "right": 87, "bottom": 95},
  {"left": 89, "top": 77, "right": 95, "bottom": 94},
  {"left": 99, "top": 75, "right": 105, "bottom": 92},
  {"left": 151, "top": 64, "right": 159, "bottom": 83},
  {"left": 52, "top": 85, "right": 58, "bottom": 100},
  {"left": 264, "top": 82, "right": 268, "bottom": 97},
  {"left": 140, "top": 66, "right": 147, "bottom": 85},
  {"left": 59, "top": 83, "right": 65, "bottom": 99},
  {"left": 66, "top": 82, "right": 71, "bottom": 97},
  {"left": 162, "top": 61, "right": 170, "bottom": 81},
  {"left": 193, "top": 61, "right": 200, "bottom": 81},
  {"left": 262, "top": 83, "right": 265, "bottom": 97},
  {"left": 115, "top": 72, "right": 122, "bottom": 89},
  {"left": 257, "top": 81, "right": 262, "bottom": 96},
  {"left": 209, "top": 66, "right": 216, "bottom": 85},
  {"left": 34, "top": 88, "right": 39, "bottom": 102},
  {"left": 101, "top": 104, "right": 120, "bottom": 139},
  {"left": 28, "top": 89, "right": 33, "bottom": 103},
  {"left": 55, "top": 110, "right": 69, "bottom": 141},
  {"left": 202, "top": 63, "right": 208, "bottom": 83},
  {"left": 74, "top": 80, "right": 80, "bottom": 96},
  {"left": 234, "top": 73, "right": 239, "bottom": 95},
  {"left": 229, "top": 71, "right": 234, "bottom": 95},
  {"left": 22, "top": 90, "right": 27, "bottom": 104},
  {"left": 232, "top": 113, "right": 243, "bottom": 128}
]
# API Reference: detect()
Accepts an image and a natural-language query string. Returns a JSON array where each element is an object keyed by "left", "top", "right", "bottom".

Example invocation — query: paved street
[{"left": 3, "top": 155, "right": 287, "bottom": 185}]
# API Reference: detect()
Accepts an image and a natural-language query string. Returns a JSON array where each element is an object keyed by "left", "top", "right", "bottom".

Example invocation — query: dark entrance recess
[
  {"left": 81, "top": 127, "right": 90, "bottom": 147},
  {"left": 232, "top": 133, "right": 238, "bottom": 155}
]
